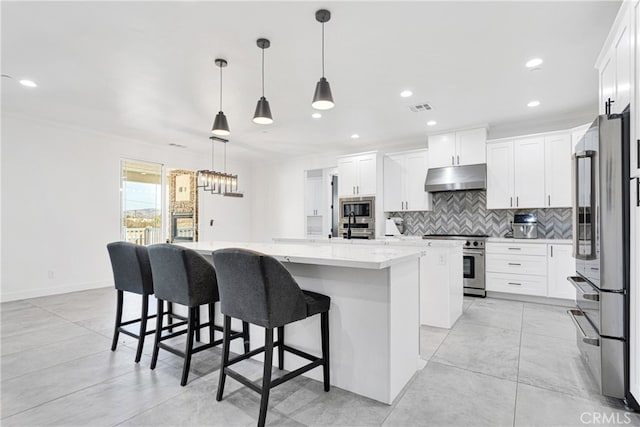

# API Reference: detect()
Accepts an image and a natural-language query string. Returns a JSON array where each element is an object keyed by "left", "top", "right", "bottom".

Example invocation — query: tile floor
[{"left": 2, "top": 288, "right": 638, "bottom": 426}]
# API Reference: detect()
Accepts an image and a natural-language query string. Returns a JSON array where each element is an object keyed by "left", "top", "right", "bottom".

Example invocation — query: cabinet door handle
[
  {"left": 357, "top": 185, "right": 359, "bottom": 194},
  {"left": 516, "top": 196, "right": 519, "bottom": 207},
  {"left": 353, "top": 186, "right": 356, "bottom": 195},
  {"left": 637, "top": 139, "right": 639, "bottom": 170},
  {"left": 636, "top": 177, "right": 640, "bottom": 207},
  {"left": 507, "top": 282, "right": 522, "bottom": 286},
  {"left": 457, "top": 155, "right": 460, "bottom": 165},
  {"left": 508, "top": 263, "right": 521, "bottom": 266},
  {"left": 405, "top": 201, "right": 408, "bottom": 210},
  {"left": 451, "top": 155, "right": 454, "bottom": 165},
  {"left": 510, "top": 197, "right": 513, "bottom": 207},
  {"left": 401, "top": 201, "right": 404, "bottom": 210},
  {"left": 548, "top": 195, "right": 551, "bottom": 206},
  {"left": 550, "top": 246, "right": 553, "bottom": 257}
]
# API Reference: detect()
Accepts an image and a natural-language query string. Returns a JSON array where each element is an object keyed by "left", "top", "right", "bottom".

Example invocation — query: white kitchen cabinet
[
  {"left": 486, "top": 242, "right": 548, "bottom": 297},
  {"left": 514, "top": 137, "right": 546, "bottom": 208},
  {"left": 598, "top": 6, "right": 632, "bottom": 115},
  {"left": 544, "top": 134, "right": 572, "bottom": 208},
  {"left": 337, "top": 152, "right": 378, "bottom": 197},
  {"left": 428, "top": 128, "right": 486, "bottom": 168},
  {"left": 547, "top": 243, "right": 576, "bottom": 300},
  {"left": 383, "top": 149, "right": 432, "bottom": 212},
  {"left": 305, "top": 171, "right": 324, "bottom": 217},
  {"left": 486, "top": 141, "right": 515, "bottom": 209}
]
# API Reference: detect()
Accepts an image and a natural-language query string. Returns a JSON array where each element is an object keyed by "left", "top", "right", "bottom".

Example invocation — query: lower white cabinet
[
  {"left": 547, "top": 244, "right": 576, "bottom": 300},
  {"left": 486, "top": 241, "right": 575, "bottom": 300}
]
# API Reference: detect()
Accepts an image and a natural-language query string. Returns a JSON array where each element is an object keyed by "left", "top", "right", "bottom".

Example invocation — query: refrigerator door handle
[{"left": 568, "top": 309, "right": 600, "bottom": 346}]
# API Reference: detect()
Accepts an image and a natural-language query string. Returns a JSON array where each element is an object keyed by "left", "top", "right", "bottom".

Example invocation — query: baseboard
[
  {"left": 0, "top": 280, "right": 111, "bottom": 302},
  {"left": 486, "top": 291, "right": 575, "bottom": 307}
]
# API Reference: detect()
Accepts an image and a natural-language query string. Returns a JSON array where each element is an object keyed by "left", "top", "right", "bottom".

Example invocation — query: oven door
[{"left": 463, "top": 249, "right": 484, "bottom": 289}]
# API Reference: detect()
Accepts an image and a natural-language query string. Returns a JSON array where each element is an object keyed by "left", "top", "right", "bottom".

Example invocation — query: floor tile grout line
[
  {"left": 427, "top": 359, "right": 520, "bottom": 385},
  {"left": 512, "top": 302, "right": 525, "bottom": 427}
]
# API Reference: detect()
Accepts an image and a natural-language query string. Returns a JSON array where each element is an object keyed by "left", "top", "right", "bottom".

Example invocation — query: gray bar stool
[
  {"left": 107, "top": 241, "right": 185, "bottom": 363},
  {"left": 147, "top": 244, "right": 250, "bottom": 386},
  {"left": 212, "top": 248, "right": 331, "bottom": 427}
]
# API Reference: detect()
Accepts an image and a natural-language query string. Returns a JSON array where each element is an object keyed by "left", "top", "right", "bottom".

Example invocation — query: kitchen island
[{"left": 180, "top": 241, "right": 424, "bottom": 404}]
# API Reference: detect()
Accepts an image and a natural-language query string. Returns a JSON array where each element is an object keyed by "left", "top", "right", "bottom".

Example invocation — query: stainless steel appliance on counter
[
  {"left": 339, "top": 196, "right": 375, "bottom": 239},
  {"left": 422, "top": 234, "right": 488, "bottom": 297},
  {"left": 567, "top": 106, "right": 634, "bottom": 406},
  {"left": 513, "top": 213, "right": 538, "bottom": 239}
]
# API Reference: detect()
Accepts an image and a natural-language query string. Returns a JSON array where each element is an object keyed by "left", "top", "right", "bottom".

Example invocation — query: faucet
[{"left": 347, "top": 211, "right": 356, "bottom": 239}]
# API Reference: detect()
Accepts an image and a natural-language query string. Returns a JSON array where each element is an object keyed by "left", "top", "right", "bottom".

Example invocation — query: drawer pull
[
  {"left": 508, "top": 248, "right": 521, "bottom": 250},
  {"left": 507, "top": 282, "right": 522, "bottom": 286},
  {"left": 583, "top": 292, "right": 599, "bottom": 301},
  {"left": 508, "top": 263, "right": 521, "bottom": 266},
  {"left": 567, "top": 309, "right": 600, "bottom": 347}
]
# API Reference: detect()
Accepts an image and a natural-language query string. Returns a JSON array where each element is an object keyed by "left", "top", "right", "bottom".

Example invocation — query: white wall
[
  {"left": 251, "top": 153, "right": 339, "bottom": 243},
  {"left": 1, "top": 113, "right": 253, "bottom": 301}
]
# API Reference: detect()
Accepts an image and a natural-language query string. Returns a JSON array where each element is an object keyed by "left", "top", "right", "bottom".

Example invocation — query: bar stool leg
[
  {"left": 167, "top": 301, "right": 174, "bottom": 333},
  {"left": 150, "top": 299, "right": 164, "bottom": 370},
  {"left": 216, "top": 315, "right": 232, "bottom": 401},
  {"left": 258, "top": 328, "right": 274, "bottom": 427},
  {"left": 195, "top": 307, "right": 201, "bottom": 343},
  {"left": 208, "top": 303, "right": 215, "bottom": 344},
  {"left": 321, "top": 311, "right": 330, "bottom": 392},
  {"left": 277, "top": 326, "right": 285, "bottom": 370},
  {"left": 135, "top": 294, "right": 149, "bottom": 363},
  {"left": 243, "top": 321, "right": 251, "bottom": 354},
  {"left": 181, "top": 307, "right": 196, "bottom": 386},
  {"left": 111, "top": 290, "right": 124, "bottom": 351}
]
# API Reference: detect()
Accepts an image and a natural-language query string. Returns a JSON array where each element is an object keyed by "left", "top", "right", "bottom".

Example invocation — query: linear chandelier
[{"left": 196, "top": 136, "right": 243, "bottom": 197}]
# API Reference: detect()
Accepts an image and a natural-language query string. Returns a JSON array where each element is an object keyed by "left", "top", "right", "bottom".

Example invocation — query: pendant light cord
[
  {"left": 321, "top": 22, "right": 325, "bottom": 77},
  {"left": 219, "top": 65, "right": 223, "bottom": 111},
  {"left": 211, "top": 139, "right": 215, "bottom": 171},
  {"left": 224, "top": 141, "right": 227, "bottom": 173},
  {"left": 261, "top": 47, "right": 265, "bottom": 97}
]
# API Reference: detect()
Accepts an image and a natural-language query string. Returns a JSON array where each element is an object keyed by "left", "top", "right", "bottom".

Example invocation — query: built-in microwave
[{"left": 339, "top": 196, "right": 375, "bottom": 239}]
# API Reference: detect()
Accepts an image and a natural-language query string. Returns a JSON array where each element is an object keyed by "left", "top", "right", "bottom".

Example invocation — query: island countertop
[{"left": 179, "top": 241, "right": 425, "bottom": 270}]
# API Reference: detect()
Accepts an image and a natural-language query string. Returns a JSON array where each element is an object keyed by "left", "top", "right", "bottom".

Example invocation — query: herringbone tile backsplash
[{"left": 389, "top": 190, "right": 572, "bottom": 239}]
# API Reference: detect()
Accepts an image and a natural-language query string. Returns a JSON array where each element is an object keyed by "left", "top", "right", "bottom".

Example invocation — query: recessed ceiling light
[
  {"left": 525, "top": 58, "right": 543, "bottom": 68},
  {"left": 351, "top": 134, "right": 360, "bottom": 139},
  {"left": 19, "top": 79, "right": 37, "bottom": 88},
  {"left": 312, "top": 112, "right": 322, "bottom": 119},
  {"left": 427, "top": 120, "right": 437, "bottom": 126},
  {"left": 400, "top": 90, "right": 413, "bottom": 98},
  {"left": 527, "top": 100, "right": 540, "bottom": 107}
]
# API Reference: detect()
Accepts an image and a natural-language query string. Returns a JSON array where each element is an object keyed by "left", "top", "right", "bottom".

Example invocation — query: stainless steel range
[{"left": 422, "top": 234, "right": 488, "bottom": 297}]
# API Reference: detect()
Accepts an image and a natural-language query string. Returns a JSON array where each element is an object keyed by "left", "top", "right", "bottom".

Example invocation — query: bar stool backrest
[
  {"left": 107, "top": 241, "right": 154, "bottom": 295},
  {"left": 148, "top": 244, "right": 218, "bottom": 307},
  {"left": 212, "top": 248, "right": 307, "bottom": 329}
]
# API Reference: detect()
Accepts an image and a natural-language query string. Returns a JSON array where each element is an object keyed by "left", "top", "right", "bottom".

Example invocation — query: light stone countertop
[
  {"left": 179, "top": 241, "right": 426, "bottom": 270},
  {"left": 273, "top": 236, "right": 464, "bottom": 248},
  {"left": 486, "top": 237, "right": 572, "bottom": 244}
]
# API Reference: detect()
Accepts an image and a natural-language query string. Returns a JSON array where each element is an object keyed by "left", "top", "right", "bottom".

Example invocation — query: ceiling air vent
[{"left": 409, "top": 102, "right": 433, "bottom": 113}]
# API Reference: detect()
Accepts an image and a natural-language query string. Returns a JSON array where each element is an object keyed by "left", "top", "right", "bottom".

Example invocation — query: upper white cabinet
[
  {"left": 337, "top": 152, "right": 378, "bottom": 197},
  {"left": 544, "top": 134, "right": 572, "bottom": 208},
  {"left": 513, "top": 137, "right": 546, "bottom": 208},
  {"left": 428, "top": 128, "right": 486, "bottom": 168},
  {"left": 597, "top": 5, "right": 632, "bottom": 114},
  {"left": 487, "top": 132, "right": 571, "bottom": 209},
  {"left": 486, "top": 141, "right": 515, "bottom": 209},
  {"left": 383, "top": 149, "right": 432, "bottom": 212},
  {"left": 305, "top": 170, "right": 324, "bottom": 217}
]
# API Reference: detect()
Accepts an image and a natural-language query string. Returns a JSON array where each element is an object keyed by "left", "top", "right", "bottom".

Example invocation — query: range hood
[{"left": 424, "top": 163, "right": 487, "bottom": 192}]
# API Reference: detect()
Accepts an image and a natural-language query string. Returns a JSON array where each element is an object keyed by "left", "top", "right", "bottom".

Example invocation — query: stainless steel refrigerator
[{"left": 568, "top": 106, "right": 632, "bottom": 404}]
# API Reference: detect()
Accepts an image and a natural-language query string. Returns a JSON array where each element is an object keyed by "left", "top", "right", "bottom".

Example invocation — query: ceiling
[{"left": 1, "top": 1, "right": 620, "bottom": 159}]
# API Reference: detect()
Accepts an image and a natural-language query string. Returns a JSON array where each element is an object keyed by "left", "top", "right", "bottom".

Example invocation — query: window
[{"left": 120, "top": 160, "right": 164, "bottom": 245}]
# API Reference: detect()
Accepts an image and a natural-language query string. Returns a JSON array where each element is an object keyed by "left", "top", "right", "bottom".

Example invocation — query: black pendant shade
[
  {"left": 253, "top": 96, "right": 273, "bottom": 124},
  {"left": 212, "top": 111, "right": 230, "bottom": 136},
  {"left": 312, "top": 77, "right": 334, "bottom": 110}
]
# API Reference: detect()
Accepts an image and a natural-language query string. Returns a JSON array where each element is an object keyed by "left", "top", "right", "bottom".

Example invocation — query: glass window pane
[{"left": 121, "top": 160, "right": 164, "bottom": 245}]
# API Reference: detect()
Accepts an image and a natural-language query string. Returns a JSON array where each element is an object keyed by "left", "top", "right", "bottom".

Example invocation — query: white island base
[{"left": 185, "top": 242, "right": 422, "bottom": 405}]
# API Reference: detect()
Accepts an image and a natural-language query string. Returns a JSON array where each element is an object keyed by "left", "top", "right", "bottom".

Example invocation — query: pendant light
[
  {"left": 253, "top": 38, "right": 273, "bottom": 124},
  {"left": 212, "top": 58, "right": 230, "bottom": 136},
  {"left": 312, "top": 9, "right": 334, "bottom": 110}
]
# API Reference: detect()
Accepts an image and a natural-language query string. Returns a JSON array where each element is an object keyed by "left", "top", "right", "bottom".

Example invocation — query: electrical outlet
[
  {"left": 47, "top": 270, "right": 55, "bottom": 279},
  {"left": 438, "top": 254, "right": 447, "bottom": 265}
]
